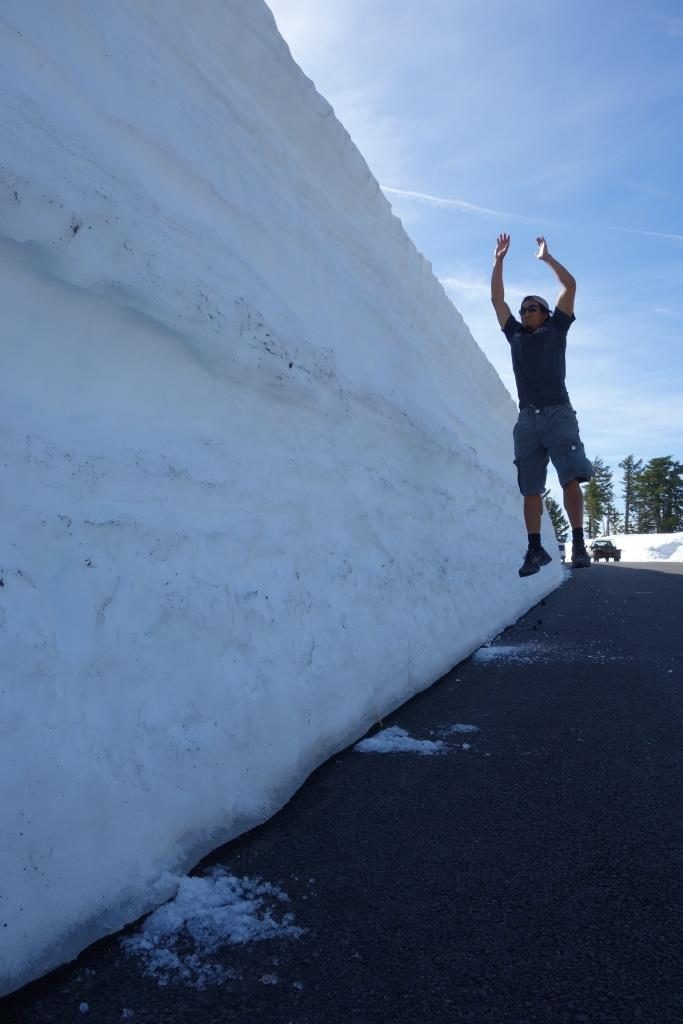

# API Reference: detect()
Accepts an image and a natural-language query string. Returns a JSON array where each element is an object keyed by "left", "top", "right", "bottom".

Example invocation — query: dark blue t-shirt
[{"left": 502, "top": 308, "right": 575, "bottom": 409}]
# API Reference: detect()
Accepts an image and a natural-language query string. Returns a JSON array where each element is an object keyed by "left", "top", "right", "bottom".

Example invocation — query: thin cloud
[
  {"left": 383, "top": 185, "right": 683, "bottom": 244},
  {"left": 605, "top": 225, "right": 683, "bottom": 243},
  {"left": 442, "top": 274, "right": 527, "bottom": 304},
  {"left": 661, "top": 16, "right": 683, "bottom": 38},
  {"left": 441, "top": 274, "right": 489, "bottom": 296},
  {"left": 381, "top": 186, "right": 532, "bottom": 222}
]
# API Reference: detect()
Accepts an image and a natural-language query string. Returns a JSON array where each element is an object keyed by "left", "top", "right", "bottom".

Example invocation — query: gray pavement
[{"left": 4, "top": 561, "right": 682, "bottom": 1024}]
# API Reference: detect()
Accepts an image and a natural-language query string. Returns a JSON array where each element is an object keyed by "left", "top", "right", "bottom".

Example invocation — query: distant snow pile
[
  {"left": 599, "top": 533, "right": 683, "bottom": 561},
  {"left": 561, "top": 533, "right": 683, "bottom": 561}
]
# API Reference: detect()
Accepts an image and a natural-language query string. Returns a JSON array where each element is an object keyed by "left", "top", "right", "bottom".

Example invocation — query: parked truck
[{"left": 590, "top": 539, "right": 622, "bottom": 562}]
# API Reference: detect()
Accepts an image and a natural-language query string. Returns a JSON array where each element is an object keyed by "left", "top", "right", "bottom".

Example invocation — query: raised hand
[
  {"left": 535, "top": 236, "right": 549, "bottom": 261},
  {"left": 495, "top": 233, "right": 510, "bottom": 260}
]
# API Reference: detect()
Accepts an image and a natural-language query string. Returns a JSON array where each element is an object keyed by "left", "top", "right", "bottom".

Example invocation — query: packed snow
[{"left": 1, "top": 0, "right": 562, "bottom": 995}]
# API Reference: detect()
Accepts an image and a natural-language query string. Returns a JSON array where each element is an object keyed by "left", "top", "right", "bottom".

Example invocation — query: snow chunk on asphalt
[
  {"left": 473, "top": 639, "right": 627, "bottom": 665},
  {"left": 121, "top": 869, "right": 304, "bottom": 988},
  {"left": 473, "top": 643, "right": 544, "bottom": 664},
  {"left": 354, "top": 726, "right": 445, "bottom": 756}
]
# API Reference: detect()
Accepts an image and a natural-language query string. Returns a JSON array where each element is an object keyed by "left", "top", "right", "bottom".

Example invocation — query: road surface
[{"left": 5, "top": 562, "right": 682, "bottom": 1023}]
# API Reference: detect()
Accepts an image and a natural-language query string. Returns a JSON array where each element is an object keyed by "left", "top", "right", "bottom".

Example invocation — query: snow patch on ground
[
  {"left": 473, "top": 643, "right": 544, "bottom": 664},
  {"left": 474, "top": 639, "right": 628, "bottom": 665},
  {"left": 440, "top": 723, "right": 480, "bottom": 735},
  {"left": 121, "top": 870, "right": 304, "bottom": 989},
  {"left": 355, "top": 722, "right": 482, "bottom": 755},
  {"left": 354, "top": 726, "right": 446, "bottom": 756}
]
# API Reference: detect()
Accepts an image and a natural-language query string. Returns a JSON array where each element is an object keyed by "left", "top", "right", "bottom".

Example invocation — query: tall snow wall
[{"left": 0, "top": 0, "right": 561, "bottom": 994}]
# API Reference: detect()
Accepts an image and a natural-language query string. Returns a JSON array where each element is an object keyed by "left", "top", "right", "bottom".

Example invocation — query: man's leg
[
  {"left": 514, "top": 412, "right": 551, "bottom": 577},
  {"left": 524, "top": 494, "right": 543, "bottom": 533},
  {"left": 562, "top": 478, "right": 583, "bottom": 528},
  {"left": 518, "top": 494, "right": 551, "bottom": 577},
  {"left": 563, "top": 478, "right": 591, "bottom": 567},
  {"left": 543, "top": 405, "right": 593, "bottom": 569}
]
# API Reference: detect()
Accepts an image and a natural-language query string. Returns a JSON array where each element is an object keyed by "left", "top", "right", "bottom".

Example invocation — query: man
[{"left": 491, "top": 234, "right": 593, "bottom": 577}]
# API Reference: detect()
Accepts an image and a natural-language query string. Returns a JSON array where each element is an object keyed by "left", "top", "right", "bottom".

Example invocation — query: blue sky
[{"left": 268, "top": 0, "right": 683, "bottom": 503}]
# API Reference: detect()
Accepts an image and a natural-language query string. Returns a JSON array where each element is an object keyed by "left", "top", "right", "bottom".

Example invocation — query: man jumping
[{"left": 491, "top": 234, "right": 593, "bottom": 577}]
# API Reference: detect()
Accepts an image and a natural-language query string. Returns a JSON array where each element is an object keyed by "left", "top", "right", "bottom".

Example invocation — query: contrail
[
  {"left": 382, "top": 185, "right": 683, "bottom": 242},
  {"left": 605, "top": 225, "right": 683, "bottom": 243},
  {"left": 380, "top": 186, "right": 532, "bottom": 222}
]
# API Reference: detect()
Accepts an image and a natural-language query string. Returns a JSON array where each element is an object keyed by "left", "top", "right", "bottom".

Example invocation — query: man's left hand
[{"left": 535, "top": 236, "right": 549, "bottom": 261}]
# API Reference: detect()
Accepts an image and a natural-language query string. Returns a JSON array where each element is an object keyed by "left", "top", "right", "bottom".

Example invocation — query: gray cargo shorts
[{"left": 513, "top": 404, "right": 593, "bottom": 496}]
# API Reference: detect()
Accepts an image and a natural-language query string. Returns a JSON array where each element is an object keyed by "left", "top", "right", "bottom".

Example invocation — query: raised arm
[
  {"left": 536, "top": 236, "right": 576, "bottom": 316},
  {"left": 491, "top": 233, "right": 513, "bottom": 328}
]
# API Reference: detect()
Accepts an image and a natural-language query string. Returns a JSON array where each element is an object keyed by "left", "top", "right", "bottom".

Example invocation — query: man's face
[{"left": 520, "top": 300, "right": 549, "bottom": 332}]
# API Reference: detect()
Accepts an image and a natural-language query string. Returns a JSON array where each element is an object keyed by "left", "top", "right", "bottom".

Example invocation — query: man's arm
[
  {"left": 536, "top": 236, "right": 576, "bottom": 316},
  {"left": 491, "top": 233, "right": 513, "bottom": 328}
]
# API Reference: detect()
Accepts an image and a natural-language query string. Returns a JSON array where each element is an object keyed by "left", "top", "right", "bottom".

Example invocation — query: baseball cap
[{"left": 521, "top": 295, "right": 550, "bottom": 312}]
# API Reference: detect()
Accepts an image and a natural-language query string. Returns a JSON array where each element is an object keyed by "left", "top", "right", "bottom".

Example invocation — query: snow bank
[
  {"left": 607, "top": 533, "right": 683, "bottom": 561},
  {"left": 0, "top": 0, "right": 560, "bottom": 994},
  {"left": 568, "top": 534, "right": 683, "bottom": 561}
]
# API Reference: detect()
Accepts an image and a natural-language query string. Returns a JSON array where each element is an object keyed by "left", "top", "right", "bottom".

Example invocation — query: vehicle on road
[{"left": 590, "top": 539, "right": 622, "bottom": 562}]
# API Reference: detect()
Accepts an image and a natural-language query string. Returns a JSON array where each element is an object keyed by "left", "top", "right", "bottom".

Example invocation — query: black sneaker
[
  {"left": 571, "top": 545, "right": 591, "bottom": 568},
  {"left": 518, "top": 546, "right": 552, "bottom": 578}
]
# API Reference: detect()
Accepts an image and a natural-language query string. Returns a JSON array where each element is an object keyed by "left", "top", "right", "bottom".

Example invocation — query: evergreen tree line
[{"left": 543, "top": 455, "right": 683, "bottom": 540}]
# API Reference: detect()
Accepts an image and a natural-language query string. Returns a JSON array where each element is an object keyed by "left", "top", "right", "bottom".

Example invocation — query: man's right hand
[
  {"left": 494, "top": 233, "right": 510, "bottom": 260},
  {"left": 491, "top": 234, "right": 512, "bottom": 328}
]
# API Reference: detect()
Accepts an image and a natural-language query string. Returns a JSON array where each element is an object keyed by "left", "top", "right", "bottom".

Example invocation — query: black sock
[
  {"left": 572, "top": 527, "right": 584, "bottom": 547},
  {"left": 528, "top": 532, "right": 542, "bottom": 551}
]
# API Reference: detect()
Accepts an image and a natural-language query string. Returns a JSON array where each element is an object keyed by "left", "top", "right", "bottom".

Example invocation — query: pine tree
[
  {"left": 635, "top": 457, "right": 683, "bottom": 532},
  {"left": 663, "top": 460, "right": 683, "bottom": 531},
  {"left": 619, "top": 454, "right": 643, "bottom": 534},
  {"left": 543, "top": 488, "right": 569, "bottom": 541},
  {"left": 604, "top": 502, "right": 624, "bottom": 535},
  {"left": 583, "top": 457, "right": 614, "bottom": 537}
]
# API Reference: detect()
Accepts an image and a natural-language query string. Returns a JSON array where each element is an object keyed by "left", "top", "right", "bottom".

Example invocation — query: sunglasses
[{"left": 520, "top": 304, "right": 544, "bottom": 315}]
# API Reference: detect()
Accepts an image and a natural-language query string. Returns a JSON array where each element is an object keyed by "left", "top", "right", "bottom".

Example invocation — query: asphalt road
[{"left": 5, "top": 562, "right": 682, "bottom": 1024}]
